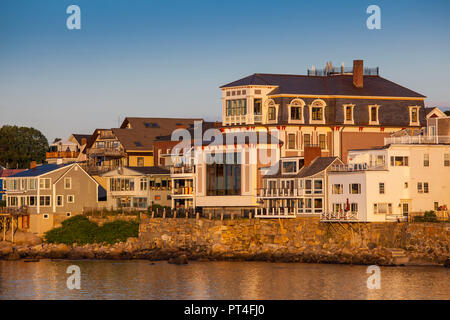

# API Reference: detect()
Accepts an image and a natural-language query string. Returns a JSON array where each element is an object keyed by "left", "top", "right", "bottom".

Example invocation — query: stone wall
[{"left": 139, "top": 216, "right": 449, "bottom": 264}]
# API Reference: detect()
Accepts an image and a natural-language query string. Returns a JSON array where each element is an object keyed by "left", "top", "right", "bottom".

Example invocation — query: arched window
[
  {"left": 266, "top": 99, "right": 278, "bottom": 122},
  {"left": 310, "top": 99, "right": 326, "bottom": 124},
  {"left": 289, "top": 99, "right": 305, "bottom": 123}
]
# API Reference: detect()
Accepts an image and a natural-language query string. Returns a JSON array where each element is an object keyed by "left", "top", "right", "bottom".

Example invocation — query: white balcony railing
[
  {"left": 170, "top": 166, "right": 194, "bottom": 174},
  {"left": 330, "top": 163, "right": 387, "bottom": 172},
  {"left": 320, "top": 211, "right": 359, "bottom": 222},
  {"left": 254, "top": 207, "right": 296, "bottom": 218},
  {"left": 384, "top": 135, "right": 450, "bottom": 145}
]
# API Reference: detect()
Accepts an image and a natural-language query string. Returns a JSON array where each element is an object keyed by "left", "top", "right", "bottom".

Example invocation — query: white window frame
[
  {"left": 56, "top": 195, "right": 64, "bottom": 207},
  {"left": 64, "top": 177, "right": 72, "bottom": 189},
  {"left": 288, "top": 99, "right": 305, "bottom": 124},
  {"left": 67, "top": 195, "right": 75, "bottom": 203},
  {"left": 409, "top": 106, "right": 420, "bottom": 126},
  {"left": 39, "top": 196, "right": 51, "bottom": 207},
  {"left": 349, "top": 183, "right": 361, "bottom": 194},
  {"left": 343, "top": 104, "right": 355, "bottom": 124},
  {"left": 286, "top": 133, "right": 297, "bottom": 150},
  {"left": 266, "top": 99, "right": 279, "bottom": 124},
  {"left": 39, "top": 178, "right": 51, "bottom": 190},
  {"left": 309, "top": 99, "right": 326, "bottom": 124},
  {"left": 368, "top": 105, "right": 380, "bottom": 125},
  {"left": 379, "top": 182, "right": 385, "bottom": 194}
]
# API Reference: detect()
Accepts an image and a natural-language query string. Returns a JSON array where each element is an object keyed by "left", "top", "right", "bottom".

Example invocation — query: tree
[
  {"left": 0, "top": 125, "right": 49, "bottom": 168},
  {"left": 444, "top": 110, "right": 450, "bottom": 116}
]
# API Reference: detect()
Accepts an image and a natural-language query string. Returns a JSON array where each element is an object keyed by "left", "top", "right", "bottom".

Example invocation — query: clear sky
[{"left": 1, "top": 0, "right": 449, "bottom": 142}]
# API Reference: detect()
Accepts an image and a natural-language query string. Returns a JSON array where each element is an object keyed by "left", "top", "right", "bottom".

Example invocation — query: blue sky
[{"left": 0, "top": 0, "right": 449, "bottom": 141}]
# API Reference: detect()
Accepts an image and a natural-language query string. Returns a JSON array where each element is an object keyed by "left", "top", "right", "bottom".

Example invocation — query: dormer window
[
  {"left": 343, "top": 104, "right": 355, "bottom": 124},
  {"left": 309, "top": 99, "right": 326, "bottom": 124},
  {"left": 266, "top": 99, "right": 278, "bottom": 123},
  {"left": 288, "top": 99, "right": 305, "bottom": 124},
  {"left": 368, "top": 105, "right": 380, "bottom": 125},
  {"left": 409, "top": 106, "right": 420, "bottom": 125},
  {"left": 282, "top": 160, "right": 298, "bottom": 174}
]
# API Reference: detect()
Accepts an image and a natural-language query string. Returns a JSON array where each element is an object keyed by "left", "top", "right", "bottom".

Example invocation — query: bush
[
  {"left": 413, "top": 210, "right": 438, "bottom": 222},
  {"left": 44, "top": 215, "right": 139, "bottom": 245}
]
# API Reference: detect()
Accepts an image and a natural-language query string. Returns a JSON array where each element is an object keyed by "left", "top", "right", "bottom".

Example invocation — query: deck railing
[
  {"left": 254, "top": 207, "right": 296, "bottom": 218},
  {"left": 384, "top": 135, "right": 450, "bottom": 145},
  {"left": 46, "top": 151, "right": 80, "bottom": 159},
  {"left": 320, "top": 211, "right": 359, "bottom": 222},
  {"left": 330, "top": 163, "right": 387, "bottom": 172}
]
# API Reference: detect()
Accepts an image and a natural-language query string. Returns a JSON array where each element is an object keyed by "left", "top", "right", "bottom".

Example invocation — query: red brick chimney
[
  {"left": 304, "top": 146, "right": 322, "bottom": 167},
  {"left": 30, "top": 161, "right": 37, "bottom": 169},
  {"left": 81, "top": 138, "right": 87, "bottom": 145},
  {"left": 353, "top": 60, "right": 363, "bottom": 88}
]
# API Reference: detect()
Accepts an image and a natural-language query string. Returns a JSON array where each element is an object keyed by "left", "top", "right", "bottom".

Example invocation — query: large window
[
  {"left": 39, "top": 196, "right": 51, "bottom": 207},
  {"left": 226, "top": 99, "right": 247, "bottom": 116},
  {"left": 319, "top": 134, "right": 326, "bottom": 150},
  {"left": 140, "top": 178, "right": 147, "bottom": 191},
  {"left": 311, "top": 107, "right": 323, "bottom": 121},
  {"left": 349, "top": 183, "right": 361, "bottom": 194},
  {"left": 206, "top": 152, "right": 241, "bottom": 196},
  {"left": 289, "top": 99, "right": 304, "bottom": 122},
  {"left": 410, "top": 106, "right": 419, "bottom": 125},
  {"left": 110, "top": 178, "right": 135, "bottom": 191},
  {"left": 282, "top": 160, "right": 297, "bottom": 174},
  {"left": 310, "top": 99, "right": 326, "bottom": 123},
  {"left": 332, "top": 184, "right": 343, "bottom": 194},
  {"left": 287, "top": 133, "right": 296, "bottom": 150},
  {"left": 303, "top": 134, "right": 311, "bottom": 148},
  {"left": 254, "top": 99, "right": 262, "bottom": 116},
  {"left": 369, "top": 105, "right": 379, "bottom": 124},
  {"left": 344, "top": 105, "right": 354, "bottom": 123},
  {"left": 390, "top": 156, "right": 409, "bottom": 166},
  {"left": 374, "top": 203, "right": 392, "bottom": 214},
  {"left": 39, "top": 178, "right": 51, "bottom": 190}
]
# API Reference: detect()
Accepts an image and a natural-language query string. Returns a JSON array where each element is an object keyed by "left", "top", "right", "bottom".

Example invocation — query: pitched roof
[
  {"left": 71, "top": 134, "right": 92, "bottom": 145},
  {"left": 297, "top": 157, "right": 340, "bottom": 178},
  {"left": 220, "top": 73, "right": 425, "bottom": 98},
  {"left": 6, "top": 164, "right": 70, "bottom": 178},
  {"left": 0, "top": 169, "right": 26, "bottom": 178},
  {"left": 127, "top": 166, "right": 170, "bottom": 175},
  {"left": 154, "top": 121, "right": 218, "bottom": 142},
  {"left": 120, "top": 117, "right": 203, "bottom": 130}
]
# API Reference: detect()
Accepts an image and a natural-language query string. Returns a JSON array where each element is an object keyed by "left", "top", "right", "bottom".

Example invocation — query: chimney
[
  {"left": 30, "top": 161, "right": 37, "bottom": 169},
  {"left": 81, "top": 138, "right": 87, "bottom": 145},
  {"left": 304, "top": 146, "right": 322, "bottom": 167},
  {"left": 353, "top": 60, "right": 364, "bottom": 88}
]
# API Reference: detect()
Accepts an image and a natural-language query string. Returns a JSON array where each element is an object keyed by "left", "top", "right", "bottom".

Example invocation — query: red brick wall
[{"left": 341, "top": 132, "right": 390, "bottom": 163}]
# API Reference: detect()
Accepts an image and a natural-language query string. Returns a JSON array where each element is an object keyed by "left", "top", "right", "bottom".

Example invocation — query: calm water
[{"left": 0, "top": 260, "right": 448, "bottom": 300}]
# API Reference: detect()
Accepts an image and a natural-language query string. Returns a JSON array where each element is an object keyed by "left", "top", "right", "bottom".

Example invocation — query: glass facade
[{"left": 206, "top": 152, "right": 242, "bottom": 196}]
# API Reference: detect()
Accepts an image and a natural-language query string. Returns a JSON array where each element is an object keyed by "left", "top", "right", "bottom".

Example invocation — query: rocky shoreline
[{"left": 1, "top": 239, "right": 448, "bottom": 267}]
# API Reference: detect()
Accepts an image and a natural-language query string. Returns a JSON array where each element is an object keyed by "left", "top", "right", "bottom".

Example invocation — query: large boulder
[
  {"left": 7, "top": 231, "right": 42, "bottom": 246},
  {"left": 168, "top": 254, "right": 188, "bottom": 265},
  {"left": 0, "top": 241, "right": 13, "bottom": 258},
  {"left": 48, "top": 244, "right": 71, "bottom": 259}
]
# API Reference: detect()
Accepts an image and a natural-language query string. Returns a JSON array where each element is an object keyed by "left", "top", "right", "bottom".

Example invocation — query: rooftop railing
[
  {"left": 330, "top": 163, "right": 387, "bottom": 172},
  {"left": 307, "top": 67, "right": 379, "bottom": 76},
  {"left": 46, "top": 151, "right": 80, "bottom": 159},
  {"left": 384, "top": 135, "right": 450, "bottom": 145}
]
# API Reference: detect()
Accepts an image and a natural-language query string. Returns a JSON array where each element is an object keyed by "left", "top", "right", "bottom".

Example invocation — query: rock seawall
[{"left": 0, "top": 217, "right": 448, "bottom": 266}]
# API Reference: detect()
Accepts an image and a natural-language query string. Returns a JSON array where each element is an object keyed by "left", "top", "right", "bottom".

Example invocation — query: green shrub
[
  {"left": 413, "top": 211, "right": 438, "bottom": 222},
  {"left": 44, "top": 215, "right": 139, "bottom": 245},
  {"left": 94, "top": 220, "right": 139, "bottom": 244}
]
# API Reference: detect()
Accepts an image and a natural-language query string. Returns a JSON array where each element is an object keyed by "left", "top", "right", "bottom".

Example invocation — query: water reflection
[{"left": 0, "top": 260, "right": 448, "bottom": 300}]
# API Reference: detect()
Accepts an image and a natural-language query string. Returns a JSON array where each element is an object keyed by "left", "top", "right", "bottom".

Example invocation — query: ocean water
[{"left": 0, "top": 260, "right": 448, "bottom": 300}]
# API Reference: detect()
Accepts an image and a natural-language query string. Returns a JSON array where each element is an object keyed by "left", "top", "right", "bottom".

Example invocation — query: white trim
[
  {"left": 408, "top": 105, "right": 421, "bottom": 126},
  {"left": 288, "top": 99, "right": 305, "bottom": 124},
  {"left": 368, "top": 105, "right": 380, "bottom": 125},
  {"left": 64, "top": 177, "right": 72, "bottom": 189},
  {"left": 343, "top": 104, "right": 355, "bottom": 125},
  {"left": 309, "top": 99, "right": 326, "bottom": 124}
]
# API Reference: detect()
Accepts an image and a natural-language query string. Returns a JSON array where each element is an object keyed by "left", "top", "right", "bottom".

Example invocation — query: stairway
[{"left": 386, "top": 248, "right": 409, "bottom": 265}]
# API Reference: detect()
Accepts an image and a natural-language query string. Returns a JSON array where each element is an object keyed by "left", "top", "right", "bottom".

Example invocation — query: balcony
[
  {"left": 171, "top": 166, "right": 194, "bottom": 174},
  {"left": 254, "top": 207, "right": 296, "bottom": 218},
  {"left": 46, "top": 151, "right": 80, "bottom": 159},
  {"left": 86, "top": 147, "right": 125, "bottom": 157},
  {"left": 259, "top": 188, "right": 304, "bottom": 198},
  {"left": 320, "top": 211, "right": 359, "bottom": 222},
  {"left": 330, "top": 163, "right": 387, "bottom": 172},
  {"left": 384, "top": 135, "right": 450, "bottom": 145},
  {"left": 172, "top": 187, "right": 194, "bottom": 196}
]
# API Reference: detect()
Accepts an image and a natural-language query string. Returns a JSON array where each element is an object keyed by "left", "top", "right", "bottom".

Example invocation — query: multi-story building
[
  {"left": 46, "top": 133, "right": 91, "bottom": 164},
  {"left": 0, "top": 168, "right": 26, "bottom": 202},
  {"left": 3, "top": 163, "right": 102, "bottom": 235},
  {"left": 84, "top": 118, "right": 202, "bottom": 174},
  {"left": 326, "top": 141, "right": 450, "bottom": 222},
  {"left": 220, "top": 60, "right": 426, "bottom": 162},
  {"left": 257, "top": 150, "right": 343, "bottom": 218},
  {"left": 102, "top": 166, "right": 171, "bottom": 210}
]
